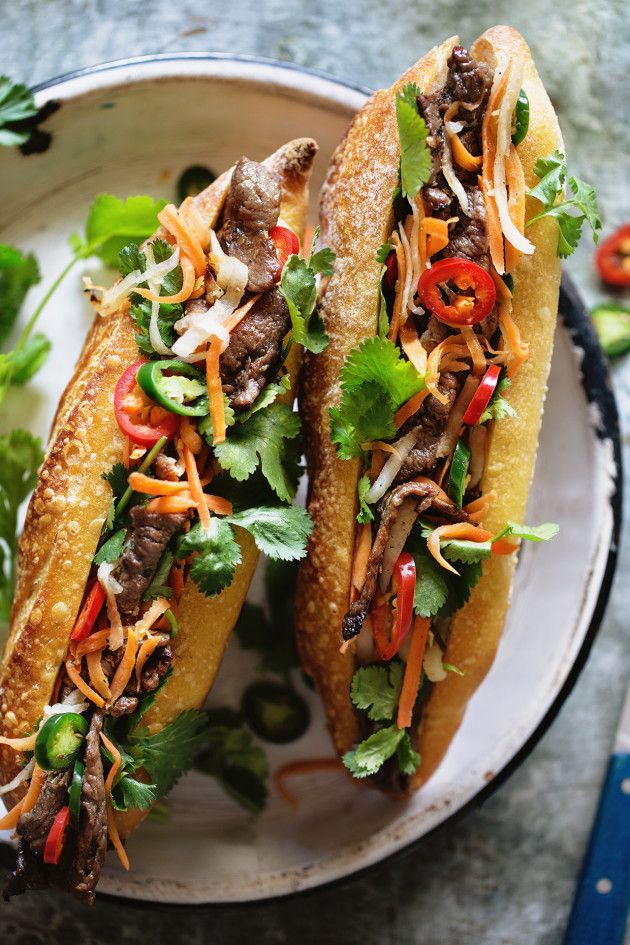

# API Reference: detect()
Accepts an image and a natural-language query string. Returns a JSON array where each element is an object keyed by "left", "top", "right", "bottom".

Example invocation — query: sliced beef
[
  {"left": 342, "top": 481, "right": 470, "bottom": 640},
  {"left": 220, "top": 157, "right": 281, "bottom": 293},
  {"left": 220, "top": 287, "right": 290, "bottom": 411},
  {"left": 420, "top": 314, "right": 450, "bottom": 353},
  {"left": 394, "top": 372, "right": 460, "bottom": 482},
  {"left": 109, "top": 695, "right": 138, "bottom": 717},
  {"left": 103, "top": 637, "right": 172, "bottom": 714},
  {"left": 140, "top": 644, "right": 172, "bottom": 693},
  {"left": 444, "top": 186, "right": 490, "bottom": 271},
  {"left": 154, "top": 453, "right": 180, "bottom": 482},
  {"left": 113, "top": 507, "right": 187, "bottom": 620},
  {"left": 68, "top": 712, "right": 107, "bottom": 905},
  {"left": 446, "top": 45, "right": 492, "bottom": 105}
]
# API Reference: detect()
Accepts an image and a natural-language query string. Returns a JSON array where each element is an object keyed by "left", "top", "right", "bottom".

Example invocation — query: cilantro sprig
[
  {"left": 279, "top": 227, "right": 334, "bottom": 354},
  {"left": 526, "top": 151, "right": 601, "bottom": 257},
  {"left": 396, "top": 83, "right": 431, "bottom": 200},
  {"left": 0, "top": 76, "right": 39, "bottom": 147},
  {"left": 330, "top": 336, "right": 425, "bottom": 459}
]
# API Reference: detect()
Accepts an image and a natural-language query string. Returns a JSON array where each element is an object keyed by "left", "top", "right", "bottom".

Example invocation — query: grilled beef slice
[
  {"left": 219, "top": 287, "right": 291, "bottom": 411},
  {"left": 394, "top": 372, "right": 460, "bottom": 482},
  {"left": 68, "top": 712, "right": 107, "bottom": 904},
  {"left": 342, "top": 482, "right": 470, "bottom": 640},
  {"left": 102, "top": 641, "right": 173, "bottom": 717},
  {"left": 113, "top": 507, "right": 187, "bottom": 620},
  {"left": 220, "top": 157, "right": 281, "bottom": 293}
]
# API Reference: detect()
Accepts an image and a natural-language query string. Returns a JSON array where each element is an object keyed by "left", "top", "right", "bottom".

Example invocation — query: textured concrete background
[{"left": 0, "top": 1, "right": 629, "bottom": 942}]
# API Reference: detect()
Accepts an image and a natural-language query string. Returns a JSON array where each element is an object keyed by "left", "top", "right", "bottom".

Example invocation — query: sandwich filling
[
  {"left": 330, "top": 47, "right": 559, "bottom": 786},
  {"left": 0, "top": 147, "right": 328, "bottom": 901}
]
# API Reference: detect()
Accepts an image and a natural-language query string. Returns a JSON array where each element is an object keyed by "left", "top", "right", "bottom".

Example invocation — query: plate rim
[{"left": 2, "top": 54, "right": 622, "bottom": 908}]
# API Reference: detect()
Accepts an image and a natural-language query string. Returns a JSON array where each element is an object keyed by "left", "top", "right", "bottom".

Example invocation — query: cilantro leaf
[
  {"left": 439, "top": 561, "right": 483, "bottom": 617},
  {"left": 197, "top": 395, "right": 235, "bottom": 441},
  {"left": 343, "top": 725, "right": 406, "bottom": 778},
  {"left": 71, "top": 194, "right": 167, "bottom": 267},
  {"left": 118, "top": 242, "right": 147, "bottom": 277},
  {"left": 309, "top": 246, "right": 335, "bottom": 276},
  {"left": 9, "top": 333, "right": 51, "bottom": 385},
  {"left": 330, "top": 337, "right": 424, "bottom": 459},
  {"left": 478, "top": 376, "right": 516, "bottom": 424},
  {"left": 237, "top": 379, "right": 289, "bottom": 422},
  {"left": 350, "top": 662, "right": 403, "bottom": 721},
  {"left": 93, "top": 527, "right": 126, "bottom": 565},
  {"left": 280, "top": 254, "right": 329, "bottom": 354},
  {"left": 103, "top": 462, "right": 129, "bottom": 502},
  {"left": 494, "top": 521, "right": 559, "bottom": 543},
  {"left": 226, "top": 505, "right": 313, "bottom": 561},
  {"left": 396, "top": 83, "right": 431, "bottom": 199},
  {"left": 0, "top": 77, "right": 39, "bottom": 147},
  {"left": 195, "top": 708, "right": 269, "bottom": 814},
  {"left": 376, "top": 240, "right": 394, "bottom": 337},
  {"left": 0, "top": 429, "right": 43, "bottom": 622},
  {"left": 527, "top": 152, "right": 601, "bottom": 256},
  {"left": 214, "top": 401, "right": 301, "bottom": 502},
  {"left": 412, "top": 547, "right": 449, "bottom": 618},
  {"left": 176, "top": 519, "right": 241, "bottom": 598},
  {"left": 127, "top": 709, "right": 208, "bottom": 798},
  {"left": 442, "top": 539, "right": 493, "bottom": 564},
  {"left": 112, "top": 774, "right": 157, "bottom": 812},
  {"left": 0, "top": 244, "right": 40, "bottom": 345},
  {"left": 356, "top": 474, "right": 375, "bottom": 524},
  {"left": 396, "top": 733, "right": 421, "bottom": 775}
]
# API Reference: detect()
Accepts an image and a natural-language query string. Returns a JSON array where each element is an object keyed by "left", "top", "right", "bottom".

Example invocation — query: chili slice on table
[
  {"left": 372, "top": 552, "right": 416, "bottom": 662},
  {"left": 595, "top": 224, "right": 630, "bottom": 287},
  {"left": 462, "top": 364, "right": 501, "bottom": 426},
  {"left": 114, "top": 360, "right": 181, "bottom": 447},
  {"left": 43, "top": 806, "right": 71, "bottom": 865},
  {"left": 270, "top": 225, "right": 299, "bottom": 277},
  {"left": 70, "top": 580, "right": 106, "bottom": 642},
  {"left": 418, "top": 257, "right": 497, "bottom": 327}
]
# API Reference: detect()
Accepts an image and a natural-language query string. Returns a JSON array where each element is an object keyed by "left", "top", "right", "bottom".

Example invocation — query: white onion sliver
[
  {"left": 379, "top": 498, "right": 418, "bottom": 593},
  {"left": 145, "top": 242, "right": 177, "bottom": 356},
  {"left": 100, "top": 244, "right": 181, "bottom": 317},
  {"left": 445, "top": 120, "right": 465, "bottom": 134},
  {"left": 0, "top": 758, "right": 35, "bottom": 796},
  {"left": 365, "top": 429, "right": 418, "bottom": 505},
  {"left": 98, "top": 562, "right": 124, "bottom": 651},
  {"left": 442, "top": 141, "right": 470, "bottom": 216},
  {"left": 436, "top": 375, "right": 479, "bottom": 459},
  {"left": 423, "top": 640, "right": 448, "bottom": 682}
]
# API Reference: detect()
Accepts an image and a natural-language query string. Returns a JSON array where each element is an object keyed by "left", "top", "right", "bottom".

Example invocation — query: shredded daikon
[
  {"left": 98, "top": 562, "right": 125, "bottom": 651},
  {"left": 379, "top": 498, "right": 418, "bottom": 593},
  {"left": 442, "top": 137, "right": 470, "bottom": 216},
  {"left": 365, "top": 429, "right": 418, "bottom": 504},
  {"left": 100, "top": 244, "right": 180, "bottom": 317},
  {"left": 423, "top": 638, "right": 448, "bottom": 682},
  {"left": 146, "top": 242, "right": 177, "bottom": 356},
  {"left": 0, "top": 758, "right": 34, "bottom": 796}
]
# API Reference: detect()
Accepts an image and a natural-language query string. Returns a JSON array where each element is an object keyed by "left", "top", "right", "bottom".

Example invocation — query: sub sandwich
[
  {"left": 297, "top": 27, "right": 594, "bottom": 791},
  {"left": 0, "top": 137, "right": 319, "bottom": 901}
]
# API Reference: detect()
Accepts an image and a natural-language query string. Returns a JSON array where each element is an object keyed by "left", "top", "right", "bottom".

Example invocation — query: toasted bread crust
[
  {"left": 297, "top": 27, "right": 562, "bottom": 788},
  {"left": 0, "top": 139, "right": 317, "bottom": 826}
]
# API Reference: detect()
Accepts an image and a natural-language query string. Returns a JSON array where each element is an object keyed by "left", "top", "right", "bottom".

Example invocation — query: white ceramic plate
[{"left": 0, "top": 56, "right": 620, "bottom": 904}]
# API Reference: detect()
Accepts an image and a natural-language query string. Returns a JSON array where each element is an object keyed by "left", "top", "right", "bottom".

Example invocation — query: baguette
[
  {"left": 0, "top": 137, "right": 316, "bottom": 899},
  {"left": 297, "top": 26, "right": 563, "bottom": 792}
]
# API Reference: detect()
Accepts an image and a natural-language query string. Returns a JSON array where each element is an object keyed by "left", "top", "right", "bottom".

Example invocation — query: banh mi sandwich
[
  {"left": 297, "top": 27, "right": 600, "bottom": 792},
  {"left": 0, "top": 137, "right": 322, "bottom": 902}
]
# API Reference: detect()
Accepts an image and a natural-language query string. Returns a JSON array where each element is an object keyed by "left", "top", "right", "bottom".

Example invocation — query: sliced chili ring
[
  {"left": 447, "top": 439, "right": 472, "bottom": 508},
  {"left": 269, "top": 225, "right": 299, "bottom": 278},
  {"left": 70, "top": 580, "right": 106, "bottom": 642},
  {"left": 114, "top": 360, "right": 181, "bottom": 447},
  {"left": 462, "top": 365, "right": 501, "bottom": 426},
  {"left": 418, "top": 257, "right": 496, "bottom": 326},
  {"left": 372, "top": 552, "right": 416, "bottom": 661},
  {"left": 34, "top": 713, "right": 89, "bottom": 771},
  {"left": 43, "top": 806, "right": 71, "bottom": 865},
  {"left": 136, "top": 359, "right": 209, "bottom": 417},
  {"left": 595, "top": 224, "right": 630, "bottom": 287}
]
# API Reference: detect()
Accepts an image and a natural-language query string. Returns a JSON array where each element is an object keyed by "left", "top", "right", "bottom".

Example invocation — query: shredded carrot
[
  {"left": 134, "top": 255, "right": 196, "bottom": 304},
  {"left": 223, "top": 293, "right": 262, "bottom": 334},
  {"left": 350, "top": 523, "right": 372, "bottom": 603},
  {"left": 428, "top": 521, "right": 517, "bottom": 574},
  {"left": 388, "top": 231, "right": 406, "bottom": 344},
  {"left": 147, "top": 492, "right": 231, "bottom": 515},
  {"left": 169, "top": 562, "right": 185, "bottom": 603},
  {"left": 128, "top": 472, "right": 189, "bottom": 496},
  {"left": 422, "top": 216, "right": 450, "bottom": 259},
  {"left": 100, "top": 731, "right": 121, "bottom": 799},
  {"left": 205, "top": 337, "right": 226, "bottom": 448},
  {"left": 504, "top": 143, "right": 526, "bottom": 274},
  {"left": 361, "top": 441, "right": 402, "bottom": 459},
  {"left": 135, "top": 635, "right": 168, "bottom": 690},
  {"left": 133, "top": 598, "right": 171, "bottom": 638},
  {"left": 464, "top": 490, "right": 497, "bottom": 522},
  {"left": 0, "top": 732, "right": 38, "bottom": 751},
  {"left": 450, "top": 131, "right": 483, "bottom": 172},
  {"left": 426, "top": 338, "right": 469, "bottom": 404},
  {"left": 461, "top": 326, "right": 487, "bottom": 376},
  {"left": 0, "top": 764, "right": 46, "bottom": 829},
  {"left": 196, "top": 444, "right": 209, "bottom": 475},
  {"left": 106, "top": 801, "right": 130, "bottom": 871},
  {"left": 158, "top": 203, "right": 206, "bottom": 277},
  {"left": 400, "top": 317, "right": 428, "bottom": 377},
  {"left": 179, "top": 416, "right": 202, "bottom": 455},
  {"left": 370, "top": 448, "right": 385, "bottom": 482},
  {"left": 479, "top": 175, "right": 505, "bottom": 275},
  {"left": 74, "top": 628, "right": 111, "bottom": 660},
  {"left": 481, "top": 67, "right": 512, "bottom": 273},
  {"left": 0, "top": 796, "right": 24, "bottom": 830},
  {"left": 65, "top": 660, "right": 105, "bottom": 708},
  {"left": 274, "top": 758, "right": 343, "bottom": 810},
  {"left": 183, "top": 444, "right": 212, "bottom": 531},
  {"left": 394, "top": 388, "right": 430, "bottom": 429},
  {"left": 397, "top": 617, "right": 431, "bottom": 729},
  {"left": 498, "top": 303, "right": 529, "bottom": 377},
  {"left": 109, "top": 629, "right": 139, "bottom": 703},
  {"left": 86, "top": 650, "right": 112, "bottom": 701},
  {"left": 178, "top": 196, "right": 212, "bottom": 251}
]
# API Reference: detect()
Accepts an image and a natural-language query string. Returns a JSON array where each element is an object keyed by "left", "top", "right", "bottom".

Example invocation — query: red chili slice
[
  {"left": 43, "top": 806, "right": 71, "bottom": 865},
  {"left": 372, "top": 552, "right": 416, "bottom": 661},
  {"left": 595, "top": 224, "right": 630, "bottom": 287},
  {"left": 418, "top": 257, "right": 496, "bottom": 326},
  {"left": 383, "top": 250, "right": 398, "bottom": 294},
  {"left": 462, "top": 364, "right": 501, "bottom": 425},
  {"left": 269, "top": 225, "right": 300, "bottom": 278},
  {"left": 114, "top": 360, "right": 181, "bottom": 447},
  {"left": 70, "top": 580, "right": 106, "bottom": 642}
]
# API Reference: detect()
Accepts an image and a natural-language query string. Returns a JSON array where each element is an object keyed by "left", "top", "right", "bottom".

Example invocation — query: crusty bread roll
[
  {"left": 296, "top": 26, "right": 563, "bottom": 790},
  {"left": 0, "top": 139, "right": 317, "bottom": 839}
]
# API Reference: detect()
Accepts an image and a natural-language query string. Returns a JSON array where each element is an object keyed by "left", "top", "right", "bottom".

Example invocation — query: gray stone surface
[{"left": 0, "top": 1, "right": 628, "bottom": 942}]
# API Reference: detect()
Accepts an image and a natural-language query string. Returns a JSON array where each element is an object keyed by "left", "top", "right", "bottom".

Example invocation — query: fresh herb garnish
[
  {"left": 0, "top": 77, "right": 39, "bottom": 147},
  {"left": 376, "top": 240, "right": 394, "bottom": 338},
  {"left": 396, "top": 83, "right": 431, "bottom": 200},
  {"left": 330, "top": 336, "right": 425, "bottom": 458},
  {"left": 478, "top": 376, "right": 516, "bottom": 424},
  {"left": 350, "top": 662, "right": 403, "bottom": 721},
  {"left": 526, "top": 151, "right": 601, "bottom": 257},
  {"left": 343, "top": 725, "right": 419, "bottom": 778},
  {"left": 279, "top": 228, "right": 334, "bottom": 354},
  {"left": 356, "top": 473, "right": 375, "bottom": 524},
  {"left": 0, "top": 429, "right": 43, "bottom": 622}
]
